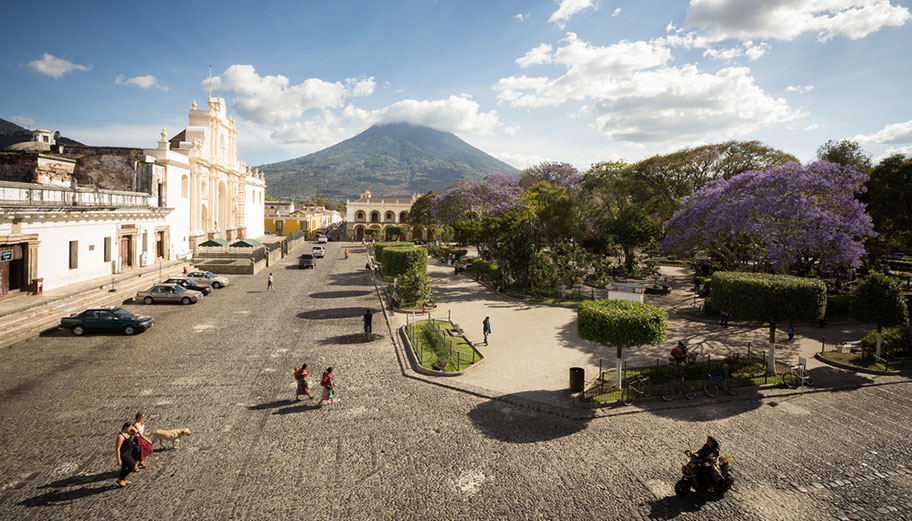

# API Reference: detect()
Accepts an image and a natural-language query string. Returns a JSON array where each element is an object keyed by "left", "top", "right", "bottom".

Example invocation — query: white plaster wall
[
  {"left": 163, "top": 162, "right": 192, "bottom": 259},
  {"left": 245, "top": 182, "right": 265, "bottom": 238}
]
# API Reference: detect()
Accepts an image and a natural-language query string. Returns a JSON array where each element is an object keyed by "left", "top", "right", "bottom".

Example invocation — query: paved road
[{"left": 1, "top": 241, "right": 911, "bottom": 520}]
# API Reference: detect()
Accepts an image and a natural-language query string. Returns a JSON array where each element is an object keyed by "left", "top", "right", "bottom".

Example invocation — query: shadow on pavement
[
  {"left": 647, "top": 489, "right": 725, "bottom": 519},
  {"left": 247, "top": 399, "right": 296, "bottom": 411},
  {"left": 327, "top": 272, "right": 372, "bottom": 287},
  {"left": 20, "top": 471, "right": 120, "bottom": 507},
  {"left": 468, "top": 390, "right": 594, "bottom": 443},
  {"left": 644, "top": 389, "right": 765, "bottom": 421},
  {"left": 298, "top": 307, "right": 370, "bottom": 320},
  {"left": 274, "top": 402, "right": 321, "bottom": 414},
  {"left": 308, "top": 290, "right": 372, "bottom": 299},
  {"left": 319, "top": 333, "right": 382, "bottom": 345}
]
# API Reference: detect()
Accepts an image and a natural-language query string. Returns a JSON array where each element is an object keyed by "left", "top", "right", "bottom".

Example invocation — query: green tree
[
  {"left": 381, "top": 246, "right": 427, "bottom": 278},
  {"left": 490, "top": 206, "right": 539, "bottom": 290},
  {"left": 397, "top": 271, "right": 431, "bottom": 305},
  {"left": 453, "top": 219, "right": 483, "bottom": 246},
  {"left": 850, "top": 272, "right": 909, "bottom": 359},
  {"left": 600, "top": 206, "right": 661, "bottom": 270},
  {"left": 711, "top": 272, "right": 826, "bottom": 374},
  {"left": 406, "top": 191, "right": 437, "bottom": 228},
  {"left": 577, "top": 299, "right": 668, "bottom": 388},
  {"left": 817, "top": 139, "right": 873, "bottom": 172},
  {"left": 527, "top": 181, "right": 583, "bottom": 249},
  {"left": 264, "top": 194, "right": 275, "bottom": 201},
  {"left": 861, "top": 154, "right": 912, "bottom": 259}
]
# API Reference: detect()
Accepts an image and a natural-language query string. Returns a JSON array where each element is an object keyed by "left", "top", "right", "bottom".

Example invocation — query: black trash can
[{"left": 569, "top": 367, "right": 585, "bottom": 393}]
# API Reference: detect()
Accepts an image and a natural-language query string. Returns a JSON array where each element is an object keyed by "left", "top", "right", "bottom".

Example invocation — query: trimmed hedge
[
  {"left": 577, "top": 299, "right": 668, "bottom": 348},
  {"left": 372, "top": 241, "right": 415, "bottom": 261},
  {"left": 397, "top": 271, "right": 431, "bottom": 304},
  {"left": 885, "top": 259, "right": 912, "bottom": 272},
  {"left": 711, "top": 272, "right": 826, "bottom": 324},
  {"left": 381, "top": 246, "right": 427, "bottom": 278},
  {"left": 826, "top": 295, "right": 856, "bottom": 316},
  {"left": 850, "top": 272, "right": 909, "bottom": 329},
  {"left": 466, "top": 258, "right": 502, "bottom": 283}
]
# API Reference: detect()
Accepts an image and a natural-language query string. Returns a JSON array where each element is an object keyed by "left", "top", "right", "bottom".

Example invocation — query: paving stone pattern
[{"left": 0, "top": 241, "right": 911, "bottom": 520}]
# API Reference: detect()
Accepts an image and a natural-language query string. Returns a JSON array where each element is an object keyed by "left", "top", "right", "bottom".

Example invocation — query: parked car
[
  {"left": 318, "top": 235, "right": 328, "bottom": 244},
  {"left": 312, "top": 246, "right": 325, "bottom": 258},
  {"left": 184, "top": 270, "right": 230, "bottom": 288},
  {"left": 59, "top": 306, "right": 154, "bottom": 336},
  {"left": 299, "top": 253, "right": 316, "bottom": 269},
  {"left": 163, "top": 277, "right": 213, "bottom": 295},
  {"left": 136, "top": 283, "right": 203, "bottom": 305}
]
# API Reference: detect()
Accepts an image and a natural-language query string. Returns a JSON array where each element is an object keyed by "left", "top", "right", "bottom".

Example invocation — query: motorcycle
[{"left": 674, "top": 450, "right": 733, "bottom": 497}]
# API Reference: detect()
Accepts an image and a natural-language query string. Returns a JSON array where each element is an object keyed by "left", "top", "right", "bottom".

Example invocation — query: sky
[{"left": 2, "top": 0, "right": 912, "bottom": 172}]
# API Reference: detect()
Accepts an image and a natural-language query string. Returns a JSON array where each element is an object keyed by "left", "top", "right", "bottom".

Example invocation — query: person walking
[
  {"left": 662, "top": 278, "right": 669, "bottom": 296},
  {"left": 267, "top": 272, "right": 275, "bottom": 291},
  {"left": 115, "top": 422, "right": 137, "bottom": 487},
  {"left": 482, "top": 316, "right": 491, "bottom": 345},
  {"left": 720, "top": 310, "right": 729, "bottom": 328},
  {"left": 787, "top": 324, "right": 795, "bottom": 341},
  {"left": 132, "top": 412, "right": 153, "bottom": 470},
  {"left": 294, "top": 363, "right": 315, "bottom": 401},
  {"left": 363, "top": 309, "right": 373, "bottom": 340},
  {"left": 316, "top": 367, "right": 336, "bottom": 407}
]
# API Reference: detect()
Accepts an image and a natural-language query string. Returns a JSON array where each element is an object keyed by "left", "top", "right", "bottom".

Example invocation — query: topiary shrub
[
  {"left": 398, "top": 270, "right": 432, "bottom": 304},
  {"left": 578, "top": 299, "right": 668, "bottom": 388},
  {"left": 712, "top": 271, "right": 826, "bottom": 374},
  {"left": 381, "top": 246, "right": 427, "bottom": 278},
  {"left": 372, "top": 241, "right": 414, "bottom": 261}
]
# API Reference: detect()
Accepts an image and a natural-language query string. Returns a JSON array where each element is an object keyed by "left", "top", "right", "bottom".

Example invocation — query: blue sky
[{"left": 3, "top": 0, "right": 911, "bottom": 172}]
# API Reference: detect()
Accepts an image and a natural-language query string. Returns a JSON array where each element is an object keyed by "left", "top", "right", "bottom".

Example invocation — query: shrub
[
  {"left": 859, "top": 327, "right": 911, "bottom": 356},
  {"left": 577, "top": 299, "right": 668, "bottom": 349},
  {"left": 466, "top": 258, "right": 502, "bottom": 283},
  {"left": 826, "top": 295, "right": 856, "bottom": 316},
  {"left": 381, "top": 246, "right": 427, "bottom": 278},
  {"left": 702, "top": 297, "right": 717, "bottom": 315},
  {"left": 398, "top": 271, "right": 431, "bottom": 304},
  {"left": 884, "top": 259, "right": 912, "bottom": 272},
  {"left": 372, "top": 241, "right": 414, "bottom": 261}
]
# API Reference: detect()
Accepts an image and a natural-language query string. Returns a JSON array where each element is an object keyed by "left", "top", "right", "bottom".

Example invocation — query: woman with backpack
[
  {"left": 316, "top": 367, "right": 336, "bottom": 407},
  {"left": 294, "top": 363, "right": 314, "bottom": 401}
]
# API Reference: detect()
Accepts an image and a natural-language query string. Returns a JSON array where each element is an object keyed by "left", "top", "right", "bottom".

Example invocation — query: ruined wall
[
  {"left": 0, "top": 152, "right": 75, "bottom": 187},
  {"left": 35, "top": 156, "right": 77, "bottom": 187},
  {"left": 74, "top": 154, "right": 155, "bottom": 194}
]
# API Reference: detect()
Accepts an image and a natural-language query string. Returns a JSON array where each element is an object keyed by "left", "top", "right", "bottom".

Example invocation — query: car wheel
[
  {"left": 181, "top": 297, "right": 192, "bottom": 305},
  {"left": 123, "top": 325, "right": 136, "bottom": 336},
  {"left": 212, "top": 282, "right": 222, "bottom": 289},
  {"left": 144, "top": 296, "right": 154, "bottom": 305},
  {"left": 72, "top": 325, "right": 85, "bottom": 336}
]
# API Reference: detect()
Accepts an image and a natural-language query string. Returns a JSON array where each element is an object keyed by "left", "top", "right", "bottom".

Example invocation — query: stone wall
[
  {"left": 0, "top": 152, "right": 76, "bottom": 187},
  {"left": 74, "top": 153, "right": 155, "bottom": 193}
]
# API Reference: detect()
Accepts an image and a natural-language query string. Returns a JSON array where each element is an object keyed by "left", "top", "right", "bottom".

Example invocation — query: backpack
[
  {"left": 293, "top": 368, "right": 303, "bottom": 380},
  {"left": 320, "top": 373, "right": 330, "bottom": 386}
]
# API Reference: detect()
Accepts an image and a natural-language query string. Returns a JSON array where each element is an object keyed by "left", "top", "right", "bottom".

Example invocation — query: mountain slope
[
  {"left": 0, "top": 118, "right": 83, "bottom": 150},
  {"left": 257, "top": 123, "right": 520, "bottom": 199}
]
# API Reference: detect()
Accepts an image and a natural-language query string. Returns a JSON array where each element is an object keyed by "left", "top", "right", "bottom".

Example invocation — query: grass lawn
[
  {"left": 406, "top": 319, "right": 483, "bottom": 372},
  {"left": 819, "top": 351, "right": 912, "bottom": 372}
]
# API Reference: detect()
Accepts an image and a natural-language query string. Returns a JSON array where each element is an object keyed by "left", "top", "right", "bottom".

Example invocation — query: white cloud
[
  {"left": 803, "top": 123, "right": 820, "bottom": 131},
  {"left": 703, "top": 46, "right": 743, "bottom": 61},
  {"left": 115, "top": 74, "right": 169, "bottom": 90},
  {"left": 549, "top": 0, "right": 595, "bottom": 28},
  {"left": 24, "top": 53, "right": 91, "bottom": 79},
  {"left": 492, "top": 151, "right": 549, "bottom": 169},
  {"left": 207, "top": 65, "right": 374, "bottom": 126},
  {"left": 880, "top": 145, "right": 912, "bottom": 159},
  {"left": 743, "top": 41, "right": 770, "bottom": 60},
  {"left": 270, "top": 112, "right": 345, "bottom": 145},
  {"left": 514, "top": 12, "right": 528, "bottom": 21},
  {"left": 702, "top": 40, "right": 769, "bottom": 61},
  {"left": 854, "top": 119, "right": 912, "bottom": 144},
  {"left": 9, "top": 115, "right": 36, "bottom": 127},
  {"left": 785, "top": 84, "right": 815, "bottom": 94},
  {"left": 612, "top": 8, "right": 621, "bottom": 17},
  {"left": 516, "top": 43, "right": 554, "bottom": 68},
  {"left": 686, "top": 0, "right": 911, "bottom": 42},
  {"left": 344, "top": 95, "right": 501, "bottom": 135}
]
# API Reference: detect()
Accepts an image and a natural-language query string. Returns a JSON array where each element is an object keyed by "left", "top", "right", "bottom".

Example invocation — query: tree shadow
[
  {"left": 308, "top": 290, "right": 372, "bottom": 299},
  {"left": 297, "top": 307, "right": 371, "bottom": 320},
  {"left": 327, "top": 272, "right": 373, "bottom": 286},
  {"left": 247, "top": 399, "right": 296, "bottom": 411},
  {"left": 319, "top": 333, "right": 382, "bottom": 345},
  {"left": 468, "top": 389, "right": 594, "bottom": 443}
]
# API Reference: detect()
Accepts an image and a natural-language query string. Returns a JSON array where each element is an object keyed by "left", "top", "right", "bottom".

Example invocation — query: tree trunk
[
  {"left": 876, "top": 324, "right": 883, "bottom": 360},
  {"left": 767, "top": 323, "right": 777, "bottom": 376},
  {"left": 616, "top": 347, "right": 623, "bottom": 390},
  {"left": 624, "top": 247, "right": 634, "bottom": 270}
]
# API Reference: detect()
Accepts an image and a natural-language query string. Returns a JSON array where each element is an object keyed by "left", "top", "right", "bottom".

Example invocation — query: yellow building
[{"left": 264, "top": 209, "right": 322, "bottom": 237}]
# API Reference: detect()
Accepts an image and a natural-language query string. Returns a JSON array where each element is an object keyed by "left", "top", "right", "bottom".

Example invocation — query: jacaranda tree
[
  {"left": 662, "top": 161, "right": 877, "bottom": 274},
  {"left": 431, "top": 174, "right": 522, "bottom": 224}
]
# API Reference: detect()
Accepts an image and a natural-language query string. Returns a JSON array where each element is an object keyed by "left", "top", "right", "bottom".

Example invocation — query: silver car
[
  {"left": 136, "top": 283, "right": 203, "bottom": 305},
  {"left": 184, "top": 270, "right": 230, "bottom": 288}
]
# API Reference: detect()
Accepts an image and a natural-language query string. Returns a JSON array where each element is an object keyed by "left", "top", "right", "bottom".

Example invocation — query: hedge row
[
  {"left": 381, "top": 246, "right": 427, "bottom": 278},
  {"left": 372, "top": 241, "right": 414, "bottom": 261},
  {"left": 826, "top": 295, "right": 856, "bottom": 316},
  {"left": 438, "top": 246, "right": 468, "bottom": 259},
  {"left": 711, "top": 272, "right": 826, "bottom": 324},
  {"left": 577, "top": 299, "right": 668, "bottom": 348},
  {"left": 885, "top": 259, "right": 912, "bottom": 272},
  {"left": 466, "top": 258, "right": 502, "bottom": 283}
]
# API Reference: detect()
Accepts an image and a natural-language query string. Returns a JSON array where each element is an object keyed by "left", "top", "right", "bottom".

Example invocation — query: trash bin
[
  {"left": 569, "top": 367, "right": 585, "bottom": 393},
  {"left": 31, "top": 278, "right": 44, "bottom": 296}
]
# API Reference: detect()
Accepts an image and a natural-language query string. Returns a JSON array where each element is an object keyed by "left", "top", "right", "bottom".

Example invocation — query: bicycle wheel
[
  {"left": 723, "top": 378, "right": 737, "bottom": 395},
  {"left": 641, "top": 381, "right": 652, "bottom": 398},
  {"left": 622, "top": 388, "right": 636, "bottom": 405},
  {"left": 660, "top": 383, "right": 676, "bottom": 401},
  {"left": 804, "top": 373, "right": 815, "bottom": 387},
  {"left": 682, "top": 379, "right": 698, "bottom": 399},
  {"left": 704, "top": 379, "right": 719, "bottom": 397},
  {"left": 782, "top": 371, "right": 798, "bottom": 389}
]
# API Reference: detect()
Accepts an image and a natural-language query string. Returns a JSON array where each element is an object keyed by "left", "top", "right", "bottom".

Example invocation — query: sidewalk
[{"left": 383, "top": 255, "right": 883, "bottom": 415}]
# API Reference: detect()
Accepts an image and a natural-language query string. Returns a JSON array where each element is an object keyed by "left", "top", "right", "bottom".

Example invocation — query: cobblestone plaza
[{"left": 1, "top": 242, "right": 911, "bottom": 520}]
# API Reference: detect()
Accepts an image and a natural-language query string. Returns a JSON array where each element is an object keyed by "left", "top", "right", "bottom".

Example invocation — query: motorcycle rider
[
  {"left": 693, "top": 436, "right": 724, "bottom": 485},
  {"left": 670, "top": 341, "right": 688, "bottom": 364},
  {"left": 344, "top": 249, "right": 350, "bottom": 259}
]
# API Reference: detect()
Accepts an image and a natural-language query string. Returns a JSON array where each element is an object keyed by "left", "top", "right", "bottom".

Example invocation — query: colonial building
[
  {"left": 264, "top": 206, "right": 343, "bottom": 237},
  {"left": 345, "top": 191, "right": 426, "bottom": 241},
  {"left": 0, "top": 98, "right": 265, "bottom": 297}
]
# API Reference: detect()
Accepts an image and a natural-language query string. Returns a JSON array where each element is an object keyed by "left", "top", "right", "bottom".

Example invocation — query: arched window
[
  {"left": 385, "top": 211, "right": 395, "bottom": 222},
  {"left": 181, "top": 175, "right": 189, "bottom": 198},
  {"left": 370, "top": 211, "right": 380, "bottom": 223},
  {"left": 356, "top": 211, "right": 365, "bottom": 221},
  {"left": 399, "top": 211, "right": 408, "bottom": 222}
]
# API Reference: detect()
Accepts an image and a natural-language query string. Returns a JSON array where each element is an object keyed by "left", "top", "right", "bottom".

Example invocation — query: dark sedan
[
  {"left": 59, "top": 307, "right": 154, "bottom": 336},
  {"left": 164, "top": 277, "right": 213, "bottom": 295}
]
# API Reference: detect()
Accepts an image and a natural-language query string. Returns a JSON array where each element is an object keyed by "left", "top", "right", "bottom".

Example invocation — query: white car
[
  {"left": 312, "top": 246, "right": 325, "bottom": 258},
  {"left": 318, "top": 235, "right": 328, "bottom": 244},
  {"left": 184, "top": 270, "right": 230, "bottom": 288}
]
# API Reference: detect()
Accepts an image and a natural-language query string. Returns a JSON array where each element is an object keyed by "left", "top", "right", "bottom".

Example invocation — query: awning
[
  {"left": 199, "top": 238, "right": 229, "bottom": 246},
  {"left": 230, "top": 238, "right": 262, "bottom": 247}
]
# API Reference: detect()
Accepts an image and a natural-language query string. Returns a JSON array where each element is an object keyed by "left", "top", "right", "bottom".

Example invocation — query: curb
[{"left": 814, "top": 352, "right": 910, "bottom": 376}]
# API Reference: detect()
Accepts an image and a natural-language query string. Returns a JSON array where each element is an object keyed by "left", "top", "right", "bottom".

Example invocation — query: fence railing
[{"left": 405, "top": 311, "right": 479, "bottom": 370}]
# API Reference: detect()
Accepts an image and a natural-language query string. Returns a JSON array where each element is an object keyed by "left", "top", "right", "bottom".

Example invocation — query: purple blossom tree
[
  {"left": 520, "top": 161, "right": 582, "bottom": 191},
  {"left": 662, "top": 161, "right": 877, "bottom": 273},
  {"left": 431, "top": 174, "right": 521, "bottom": 224}
]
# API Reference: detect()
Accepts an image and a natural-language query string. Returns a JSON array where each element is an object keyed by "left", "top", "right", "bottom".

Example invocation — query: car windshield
[
  {"left": 112, "top": 308, "right": 133, "bottom": 319},
  {"left": 172, "top": 285, "right": 186, "bottom": 292},
  {"left": 204, "top": 272, "right": 216, "bottom": 278}
]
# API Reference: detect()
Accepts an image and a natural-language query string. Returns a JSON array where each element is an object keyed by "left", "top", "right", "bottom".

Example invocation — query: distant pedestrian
[
  {"left": 294, "top": 363, "right": 314, "bottom": 401},
  {"left": 132, "top": 412, "right": 153, "bottom": 470},
  {"left": 363, "top": 309, "right": 373, "bottom": 339},
  {"left": 662, "top": 278, "right": 669, "bottom": 296},
  {"left": 267, "top": 272, "right": 275, "bottom": 291},
  {"left": 482, "top": 316, "right": 491, "bottom": 345},
  {"left": 720, "top": 310, "right": 730, "bottom": 328},
  {"left": 116, "top": 422, "right": 137, "bottom": 487},
  {"left": 316, "top": 367, "right": 336, "bottom": 406},
  {"left": 787, "top": 324, "right": 795, "bottom": 341}
]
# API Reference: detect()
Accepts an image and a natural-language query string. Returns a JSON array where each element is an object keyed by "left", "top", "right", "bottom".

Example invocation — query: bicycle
[
  {"left": 659, "top": 372, "right": 699, "bottom": 401},
  {"left": 703, "top": 373, "right": 736, "bottom": 397},
  {"left": 622, "top": 374, "right": 652, "bottom": 405},
  {"left": 782, "top": 364, "right": 814, "bottom": 388}
]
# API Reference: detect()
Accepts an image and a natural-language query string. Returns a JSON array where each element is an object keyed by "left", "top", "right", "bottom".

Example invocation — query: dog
[{"left": 148, "top": 428, "right": 192, "bottom": 449}]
